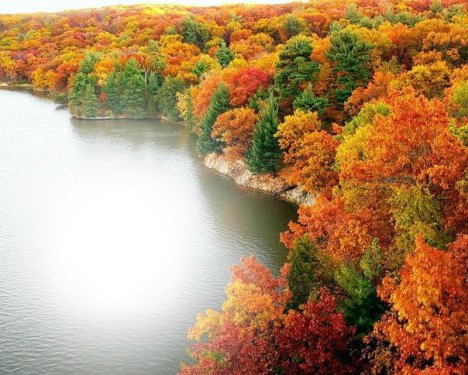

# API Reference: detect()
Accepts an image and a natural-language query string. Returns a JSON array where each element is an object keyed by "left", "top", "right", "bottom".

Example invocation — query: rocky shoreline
[{"left": 204, "top": 153, "right": 314, "bottom": 206}]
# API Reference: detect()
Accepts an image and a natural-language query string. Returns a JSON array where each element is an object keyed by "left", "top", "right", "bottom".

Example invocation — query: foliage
[
  {"left": 246, "top": 95, "right": 282, "bottom": 174},
  {"left": 274, "top": 35, "right": 319, "bottom": 109},
  {"left": 1, "top": 2, "right": 467, "bottom": 372},
  {"left": 181, "top": 257, "right": 356, "bottom": 375},
  {"left": 158, "top": 76, "right": 185, "bottom": 121},
  {"left": 196, "top": 83, "right": 230, "bottom": 155},
  {"left": 327, "top": 30, "right": 372, "bottom": 107},
  {"left": 371, "top": 236, "right": 467, "bottom": 374},
  {"left": 212, "top": 107, "right": 256, "bottom": 159}
]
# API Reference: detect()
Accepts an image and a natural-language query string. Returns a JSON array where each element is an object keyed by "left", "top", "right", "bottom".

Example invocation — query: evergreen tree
[
  {"left": 79, "top": 53, "right": 101, "bottom": 75},
  {"left": 82, "top": 83, "right": 100, "bottom": 118},
  {"left": 104, "top": 71, "right": 123, "bottom": 116},
  {"left": 274, "top": 35, "right": 319, "bottom": 106},
  {"left": 69, "top": 54, "right": 100, "bottom": 116},
  {"left": 157, "top": 76, "right": 185, "bottom": 122},
  {"left": 334, "top": 241, "right": 385, "bottom": 334},
  {"left": 287, "top": 236, "right": 336, "bottom": 310},
  {"left": 293, "top": 83, "right": 329, "bottom": 117},
  {"left": 283, "top": 15, "right": 303, "bottom": 39},
  {"left": 121, "top": 58, "right": 146, "bottom": 118},
  {"left": 146, "top": 72, "right": 163, "bottom": 116},
  {"left": 215, "top": 42, "right": 235, "bottom": 67},
  {"left": 196, "top": 83, "right": 230, "bottom": 155},
  {"left": 69, "top": 72, "right": 89, "bottom": 115},
  {"left": 181, "top": 17, "right": 211, "bottom": 50},
  {"left": 245, "top": 95, "right": 282, "bottom": 174},
  {"left": 327, "top": 30, "right": 372, "bottom": 107},
  {"left": 146, "top": 40, "right": 166, "bottom": 74}
]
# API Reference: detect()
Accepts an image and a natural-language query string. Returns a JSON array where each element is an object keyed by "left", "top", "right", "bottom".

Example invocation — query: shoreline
[{"left": 3, "top": 86, "right": 313, "bottom": 206}]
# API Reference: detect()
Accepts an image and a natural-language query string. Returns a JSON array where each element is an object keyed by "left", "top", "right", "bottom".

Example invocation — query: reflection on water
[{"left": 0, "top": 90, "right": 296, "bottom": 374}]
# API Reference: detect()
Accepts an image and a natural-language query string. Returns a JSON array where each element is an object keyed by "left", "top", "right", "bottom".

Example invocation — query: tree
[
  {"left": 104, "top": 71, "right": 123, "bottom": 115},
  {"left": 181, "top": 17, "right": 211, "bottom": 50},
  {"left": 276, "top": 109, "right": 338, "bottom": 195},
  {"left": 212, "top": 107, "right": 256, "bottom": 159},
  {"left": 82, "top": 83, "right": 100, "bottom": 118},
  {"left": 371, "top": 236, "right": 467, "bottom": 374},
  {"left": 334, "top": 258, "right": 385, "bottom": 334},
  {"left": 228, "top": 67, "right": 270, "bottom": 107},
  {"left": 180, "top": 257, "right": 356, "bottom": 375},
  {"left": 196, "top": 83, "right": 230, "bottom": 155},
  {"left": 157, "top": 76, "right": 185, "bottom": 122},
  {"left": 286, "top": 235, "right": 336, "bottom": 310},
  {"left": 327, "top": 30, "right": 372, "bottom": 107},
  {"left": 274, "top": 35, "right": 319, "bottom": 109},
  {"left": 146, "top": 71, "right": 163, "bottom": 116},
  {"left": 293, "top": 83, "right": 328, "bottom": 117},
  {"left": 246, "top": 95, "right": 282, "bottom": 175},
  {"left": 215, "top": 42, "right": 235, "bottom": 67},
  {"left": 121, "top": 58, "right": 146, "bottom": 118}
]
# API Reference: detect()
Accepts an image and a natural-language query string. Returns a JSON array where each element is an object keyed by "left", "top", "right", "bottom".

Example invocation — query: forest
[{"left": 0, "top": 0, "right": 467, "bottom": 373}]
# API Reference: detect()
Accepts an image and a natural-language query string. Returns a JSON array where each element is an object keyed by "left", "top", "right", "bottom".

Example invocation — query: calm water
[{"left": 0, "top": 90, "right": 296, "bottom": 374}]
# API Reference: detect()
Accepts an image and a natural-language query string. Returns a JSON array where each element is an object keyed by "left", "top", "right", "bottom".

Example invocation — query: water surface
[{"left": 0, "top": 90, "right": 296, "bottom": 374}]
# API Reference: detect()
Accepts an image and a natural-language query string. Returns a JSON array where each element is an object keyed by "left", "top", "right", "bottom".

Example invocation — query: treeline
[{"left": 0, "top": 0, "right": 467, "bottom": 373}]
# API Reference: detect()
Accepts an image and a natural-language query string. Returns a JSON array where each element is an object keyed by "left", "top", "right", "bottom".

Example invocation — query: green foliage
[
  {"left": 274, "top": 35, "right": 319, "bottom": 105},
  {"left": 343, "top": 102, "right": 390, "bottom": 135},
  {"left": 287, "top": 236, "right": 336, "bottom": 310},
  {"left": 146, "top": 72, "right": 163, "bottom": 116},
  {"left": 79, "top": 52, "right": 100, "bottom": 75},
  {"left": 121, "top": 58, "right": 146, "bottom": 118},
  {"left": 334, "top": 262, "right": 385, "bottom": 334},
  {"left": 283, "top": 15, "right": 304, "bottom": 39},
  {"left": 293, "top": 83, "right": 329, "bottom": 116},
  {"left": 104, "top": 71, "right": 123, "bottom": 115},
  {"left": 359, "top": 239, "right": 383, "bottom": 281},
  {"left": 181, "top": 17, "right": 211, "bottom": 50},
  {"left": 69, "top": 54, "right": 101, "bottom": 116},
  {"left": 451, "top": 81, "right": 468, "bottom": 118},
  {"left": 196, "top": 83, "right": 230, "bottom": 155},
  {"left": 179, "top": 88, "right": 196, "bottom": 130},
  {"left": 192, "top": 57, "right": 215, "bottom": 78},
  {"left": 82, "top": 84, "right": 100, "bottom": 118},
  {"left": 390, "top": 186, "right": 451, "bottom": 255},
  {"left": 215, "top": 42, "right": 235, "bottom": 68},
  {"left": 327, "top": 30, "right": 372, "bottom": 107},
  {"left": 158, "top": 76, "right": 185, "bottom": 122},
  {"left": 145, "top": 40, "right": 166, "bottom": 74},
  {"left": 245, "top": 95, "right": 282, "bottom": 174},
  {"left": 449, "top": 121, "right": 468, "bottom": 146}
]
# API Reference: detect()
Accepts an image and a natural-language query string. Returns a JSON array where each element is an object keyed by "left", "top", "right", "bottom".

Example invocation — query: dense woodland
[{"left": 1, "top": 0, "right": 467, "bottom": 373}]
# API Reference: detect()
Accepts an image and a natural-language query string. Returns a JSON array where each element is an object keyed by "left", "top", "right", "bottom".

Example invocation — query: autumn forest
[{"left": 0, "top": 0, "right": 467, "bottom": 373}]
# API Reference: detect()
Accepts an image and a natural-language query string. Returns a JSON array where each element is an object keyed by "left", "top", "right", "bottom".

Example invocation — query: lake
[{"left": 0, "top": 90, "right": 296, "bottom": 374}]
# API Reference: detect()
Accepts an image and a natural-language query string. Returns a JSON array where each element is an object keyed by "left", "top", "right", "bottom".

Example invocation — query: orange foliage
[
  {"left": 212, "top": 107, "right": 256, "bottom": 159},
  {"left": 372, "top": 236, "right": 468, "bottom": 374}
]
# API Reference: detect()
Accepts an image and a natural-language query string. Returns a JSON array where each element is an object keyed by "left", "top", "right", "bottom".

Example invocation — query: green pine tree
[
  {"left": 121, "top": 58, "right": 146, "bottom": 118},
  {"left": 146, "top": 72, "right": 163, "bottom": 117},
  {"left": 293, "top": 83, "right": 329, "bottom": 117},
  {"left": 286, "top": 235, "right": 336, "bottom": 310},
  {"left": 196, "top": 83, "right": 230, "bottom": 155},
  {"left": 157, "top": 76, "right": 185, "bottom": 122},
  {"left": 274, "top": 35, "right": 319, "bottom": 105},
  {"left": 245, "top": 95, "right": 282, "bottom": 175},
  {"left": 104, "top": 71, "right": 123, "bottom": 116},
  {"left": 181, "top": 17, "right": 211, "bottom": 50},
  {"left": 327, "top": 30, "right": 372, "bottom": 107},
  {"left": 82, "top": 84, "right": 100, "bottom": 118},
  {"left": 215, "top": 42, "right": 235, "bottom": 68}
]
